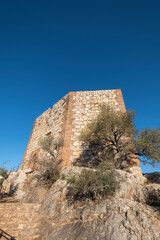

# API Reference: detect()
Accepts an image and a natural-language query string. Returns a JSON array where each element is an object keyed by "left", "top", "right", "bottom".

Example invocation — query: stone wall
[
  {"left": 70, "top": 90, "right": 121, "bottom": 162},
  {"left": 21, "top": 89, "right": 141, "bottom": 174},
  {"left": 21, "top": 95, "right": 67, "bottom": 169}
]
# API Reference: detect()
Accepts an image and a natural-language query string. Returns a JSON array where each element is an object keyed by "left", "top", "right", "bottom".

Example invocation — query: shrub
[
  {"left": 38, "top": 134, "right": 63, "bottom": 187},
  {"left": 67, "top": 169, "right": 117, "bottom": 202},
  {"left": 39, "top": 134, "right": 63, "bottom": 159},
  {"left": 38, "top": 160, "right": 60, "bottom": 188},
  {"left": 146, "top": 188, "right": 160, "bottom": 207},
  {"left": 0, "top": 167, "right": 8, "bottom": 190}
]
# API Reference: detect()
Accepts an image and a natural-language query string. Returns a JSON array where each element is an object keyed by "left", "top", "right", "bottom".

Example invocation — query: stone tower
[{"left": 20, "top": 89, "right": 141, "bottom": 175}]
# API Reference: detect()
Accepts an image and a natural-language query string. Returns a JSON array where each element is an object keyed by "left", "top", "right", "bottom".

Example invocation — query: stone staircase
[{"left": 0, "top": 199, "right": 41, "bottom": 240}]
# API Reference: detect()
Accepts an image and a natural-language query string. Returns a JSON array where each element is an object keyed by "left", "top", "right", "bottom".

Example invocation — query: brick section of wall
[
  {"left": 59, "top": 92, "right": 76, "bottom": 168},
  {"left": 20, "top": 89, "right": 141, "bottom": 175},
  {"left": 115, "top": 89, "right": 126, "bottom": 112}
]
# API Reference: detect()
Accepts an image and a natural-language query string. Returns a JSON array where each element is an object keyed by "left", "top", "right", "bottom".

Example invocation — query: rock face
[
  {"left": 36, "top": 168, "right": 160, "bottom": 240},
  {"left": 2, "top": 169, "right": 47, "bottom": 203},
  {"left": 2, "top": 169, "right": 32, "bottom": 200},
  {"left": 1, "top": 167, "right": 160, "bottom": 240}
]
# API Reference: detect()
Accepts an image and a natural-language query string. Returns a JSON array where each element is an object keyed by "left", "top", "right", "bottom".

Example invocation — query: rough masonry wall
[
  {"left": 70, "top": 90, "right": 121, "bottom": 162},
  {"left": 21, "top": 89, "right": 141, "bottom": 175},
  {"left": 69, "top": 90, "right": 140, "bottom": 175},
  {"left": 21, "top": 95, "right": 67, "bottom": 169}
]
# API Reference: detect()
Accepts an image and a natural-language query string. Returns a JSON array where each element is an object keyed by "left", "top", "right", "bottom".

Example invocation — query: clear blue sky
[{"left": 0, "top": 0, "right": 160, "bottom": 173}]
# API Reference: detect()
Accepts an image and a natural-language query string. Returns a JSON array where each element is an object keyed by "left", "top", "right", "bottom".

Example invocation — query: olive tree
[{"left": 79, "top": 104, "right": 160, "bottom": 169}]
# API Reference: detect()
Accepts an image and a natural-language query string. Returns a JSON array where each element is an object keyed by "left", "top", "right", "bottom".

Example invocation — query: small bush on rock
[
  {"left": 37, "top": 160, "right": 60, "bottom": 188},
  {"left": 38, "top": 134, "right": 63, "bottom": 187},
  {"left": 146, "top": 188, "right": 160, "bottom": 207},
  {"left": 39, "top": 134, "right": 63, "bottom": 159},
  {"left": 0, "top": 167, "right": 8, "bottom": 190},
  {"left": 67, "top": 169, "right": 117, "bottom": 202}
]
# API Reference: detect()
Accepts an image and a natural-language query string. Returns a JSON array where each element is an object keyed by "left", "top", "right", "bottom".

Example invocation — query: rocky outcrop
[
  {"left": 39, "top": 199, "right": 160, "bottom": 240},
  {"left": 2, "top": 169, "right": 33, "bottom": 200},
  {"left": 1, "top": 167, "right": 160, "bottom": 240},
  {"left": 36, "top": 168, "right": 160, "bottom": 240},
  {"left": 2, "top": 169, "right": 47, "bottom": 203}
]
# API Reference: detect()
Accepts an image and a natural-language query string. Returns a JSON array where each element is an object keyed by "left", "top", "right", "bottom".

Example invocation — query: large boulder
[
  {"left": 2, "top": 169, "right": 47, "bottom": 202},
  {"left": 2, "top": 169, "right": 32, "bottom": 200}
]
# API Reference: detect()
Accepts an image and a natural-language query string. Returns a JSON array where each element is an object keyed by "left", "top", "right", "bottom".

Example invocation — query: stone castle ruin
[
  {"left": 20, "top": 89, "right": 141, "bottom": 175},
  {"left": 2, "top": 90, "right": 160, "bottom": 240}
]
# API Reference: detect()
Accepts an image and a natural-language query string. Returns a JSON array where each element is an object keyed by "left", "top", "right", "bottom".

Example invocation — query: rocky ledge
[{"left": 1, "top": 167, "right": 160, "bottom": 240}]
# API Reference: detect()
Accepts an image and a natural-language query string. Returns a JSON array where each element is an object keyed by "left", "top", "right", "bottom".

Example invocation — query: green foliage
[
  {"left": 61, "top": 174, "right": 66, "bottom": 180},
  {"left": 38, "top": 134, "right": 63, "bottom": 187},
  {"left": 0, "top": 167, "right": 8, "bottom": 189},
  {"left": 79, "top": 105, "right": 136, "bottom": 169},
  {"left": 80, "top": 105, "right": 136, "bottom": 143},
  {"left": 40, "top": 162, "right": 60, "bottom": 188},
  {"left": 135, "top": 128, "right": 160, "bottom": 166},
  {"left": 39, "top": 134, "right": 63, "bottom": 158},
  {"left": 67, "top": 169, "right": 117, "bottom": 202},
  {"left": 79, "top": 104, "right": 160, "bottom": 168}
]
